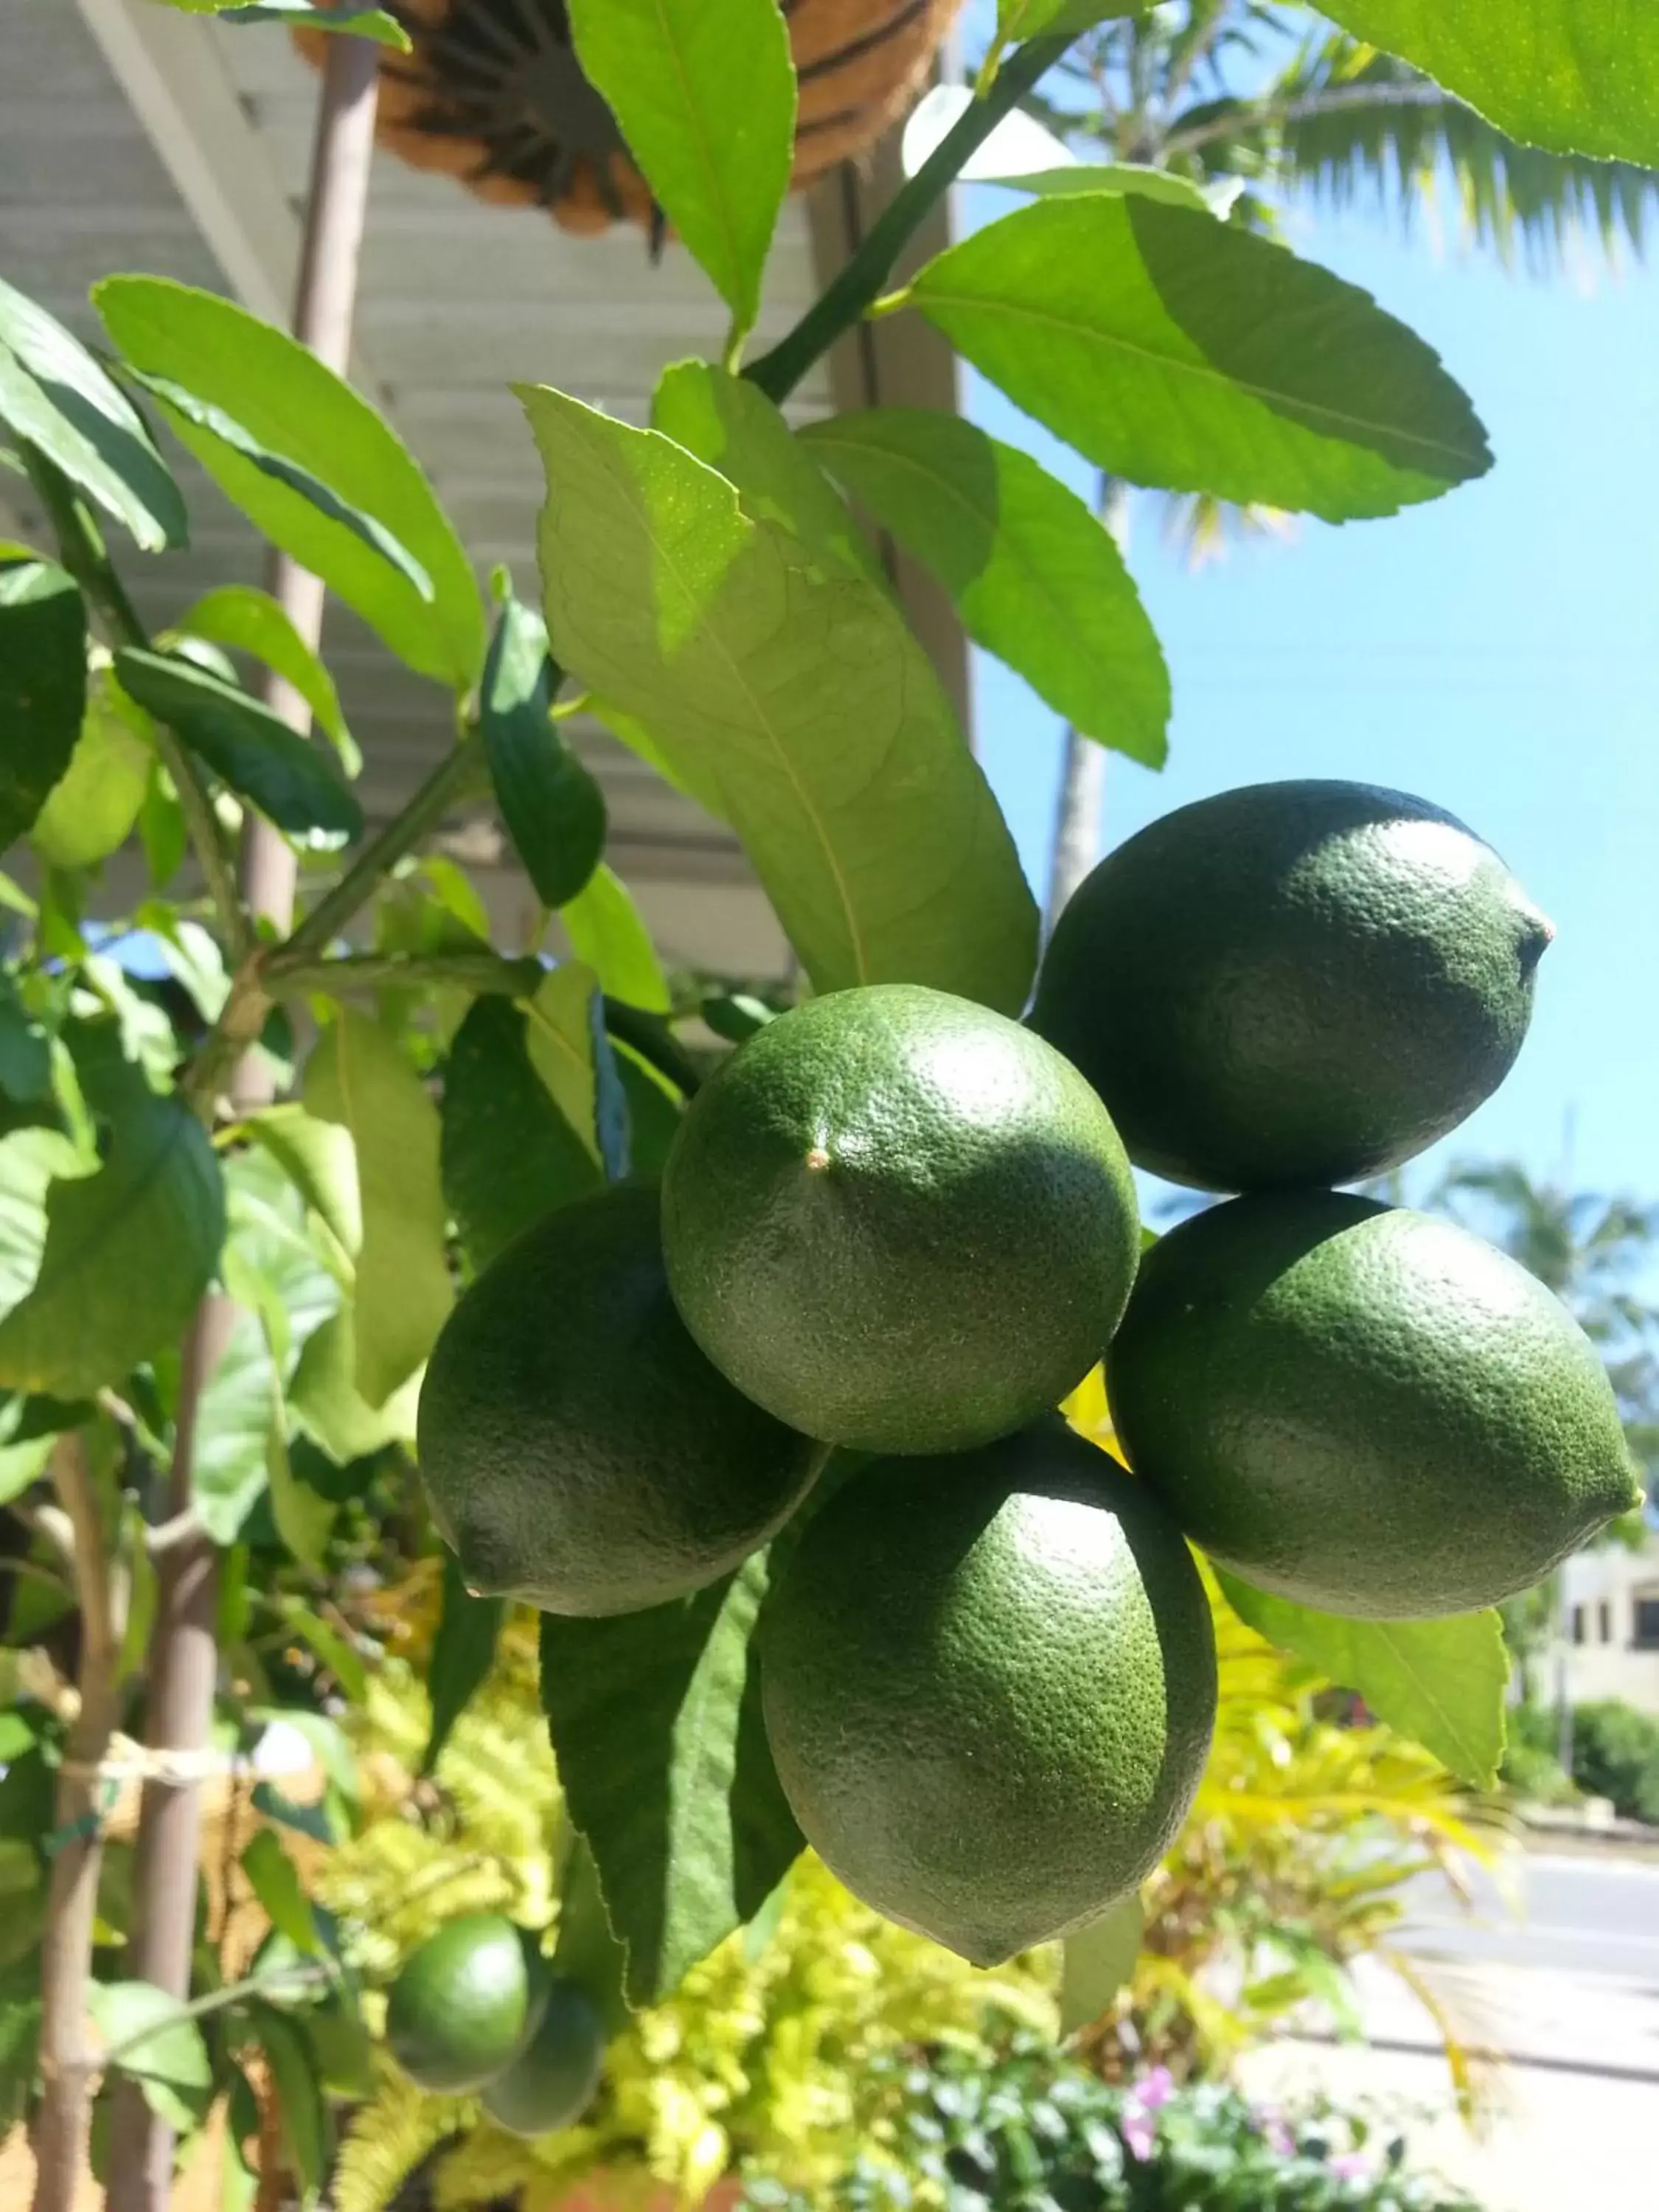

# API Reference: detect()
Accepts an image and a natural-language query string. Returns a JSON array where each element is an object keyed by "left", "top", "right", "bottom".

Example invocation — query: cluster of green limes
[
  {"left": 419, "top": 779, "right": 1639, "bottom": 1970},
  {"left": 383, "top": 1912, "right": 605, "bottom": 2128}
]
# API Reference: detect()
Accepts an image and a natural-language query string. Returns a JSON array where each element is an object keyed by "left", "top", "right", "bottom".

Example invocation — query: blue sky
[{"left": 963, "top": 178, "right": 1659, "bottom": 1204}]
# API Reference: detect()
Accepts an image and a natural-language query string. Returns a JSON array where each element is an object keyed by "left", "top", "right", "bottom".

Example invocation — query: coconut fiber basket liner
[{"left": 295, "top": 0, "right": 965, "bottom": 234}]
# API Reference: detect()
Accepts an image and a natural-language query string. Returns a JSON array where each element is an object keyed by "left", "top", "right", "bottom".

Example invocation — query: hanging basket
[{"left": 294, "top": 0, "right": 965, "bottom": 235}]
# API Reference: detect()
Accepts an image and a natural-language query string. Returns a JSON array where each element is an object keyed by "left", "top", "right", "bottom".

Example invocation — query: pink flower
[
  {"left": 1329, "top": 2152, "right": 1371, "bottom": 2183},
  {"left": 1121, "top": 2112, "right": 1157, "bottom": 2163},
  {"left": 1133, "top": 2066, "right": 1176, "bottom": 2111}
]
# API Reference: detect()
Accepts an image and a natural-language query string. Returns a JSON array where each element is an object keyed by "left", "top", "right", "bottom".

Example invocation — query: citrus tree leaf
[
  {"left": 265, "top": 1412, "right": 335, "bottom": 1574},
  {"left": 239, "top": 1105, "right": 361, "bottom": 1261},
  {"left": 113, "top": 647, "right": 362, "bottom": 842},
  {"left": 195, "top": 1150, "right": 341, "bottom": 1543},
  {"left": 521, "top": 384, "right": 1037, "bottom": 1014},
  {"left": 88, "top": 1980, "right": 212, "bottom": 2132},
  {"left": 125, "top": 369, "right": 434, "bottom": 606},
  {"left": 288, "top": 1310, "right": 420, "bottom": 1465},
  {"left": 653, "top": 361, "right": 885, "bottom": 584},
  {"left": 561, "top": 863, "right": 670, "bottom": 1015},
  {"left": 552, "top": 1836, "right": 630, "bottom": 2037},
  {"left": 909, "top": 196, "right": 1492, "bottom": 521},
  {"left": 175, "top": 585, "right": 357, "bottom": 775},
  {"left": 1317, "top": 0, "right": 1659, "bottom": 168},
  {"left": 803, "top": 410, "right": 1169, "bottom": 765},
  {"left": 0, "top": 983, "right": 51, "bottom": 1108},
  {"left": 0, "top": 558, "right": 87, "bottom": 852},
  {"left": 521, "top": 963, "right": 630, "bottom": 1183},
  {"left": 0, "top": 1045, "right": 223, "bottom": 1399},
  {"left": 1215, "top": 1569, "right": 1508, "bottom": 1790},
  {"left": 422, "top": 1553, "right": 504, "bottom": 1776},
  {"left": 1060, "top": 1889, "right": 1143, "bottom": 2037},
  {"left": 29, "top": 664, "right": 152, "bottom": 869},
  {"left": 240, "top": 1830, "right": 321, "bottom": 1957},
  {"left": 302, "top": 1012, "right": 451, "bottom": 1409},
  {"left": 0, "top": 277, "right": 185, "bottom": 553},
  {"left": 246, "top": 2003, "right": 330, "bottom": 2204},
  {"left": 539, "top": 1551, "right": 803, "bottom": 2006},
  {"left": 0, "top": 1129, "right": 91, "bottom": 1317},
  {"left": 996, "top": 162, "right": 1211, "bottom": 208},
  {"left": 95, "top": 277, "right": 484, "bottom": 689},
  {"left": 479, "top": 594, "right": 606, "bottom": 909},
  {"left": 996, "top": 1, "right": 1141, "bottom": 39},
  {"left": 185, "top": 0, "right": 411, "bottom": 46},
  {"left": 440, "top": 998, "right": 600, "bottom": 1274},
  {"left": 566, "top": 0, "right": 794, "bottom": 335}
]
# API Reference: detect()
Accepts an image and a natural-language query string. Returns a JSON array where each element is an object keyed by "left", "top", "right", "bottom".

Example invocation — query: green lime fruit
[
  {"left": 481, "top": 1978, "right": 606, "bottom": 2138},
  {"left": 417, "top": 1182, "right": 824, "bottom": 1617},
  {"left": 661, "top": 984, "right": 1140, "bottom": 1455},
  {"left": 1107, "top": 1192, "right": 1642, "bottom": 1620},
  {"left": 1031, "top": 780, "right": 1553, "bottom": 1192},
  {"left": 385, "top": 1916, "right": 544, "bottom": 2095},
  {"left": 761, "top": 1419, "right": 1217, "bottom": 1964}
]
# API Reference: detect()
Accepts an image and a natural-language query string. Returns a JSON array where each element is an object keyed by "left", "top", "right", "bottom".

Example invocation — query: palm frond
[{"left": 1264, "top": 36, "right": 1658, "bottom": 275}]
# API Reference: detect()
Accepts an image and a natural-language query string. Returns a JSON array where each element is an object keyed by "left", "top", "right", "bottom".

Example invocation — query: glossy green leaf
[
  {"left": 1217, "top": 1570, "right": 1508, "bottom": 1790},
  {"left": 288, "top": 1310, "right": 421, "bottom": 1465},
  {"left": 0, "top": 559, "right": 87, "bottom": 852},
  {"left": 653, "top": 361, "right": 885, "bottom": 584},
  {"left": 997, "top": 163, "right": 1211, "bottom": 209},
  {"left": 521, "top": 962, "right": 629, "bottom": 1183},
  {"left": 909, "top": 196, "right": 1492, "bottom": 521},
  {"left": 539, "top": 1551, "right": 803, "bottom": 2006},
  {"left": 561, "top": 863, "right": 670, "bottom": 1015},
  {"left": 176, "top": 585, "right": 358, "bottom": 776},
  {"left": 0, "top": 1043, "right": 223, "bottom": 1399},
  {"left": 247, "top": 2003, "right": 329, "bottom": 2204},
  {"left": 521, "top": 384, "right": 1036, "bottom": 1013},
  {"left": 566, "top": 0, "right": 794, "bottom": 333},
  {"left": 239, "top": 1105, "right": 361, "bottom": 1262},
  {"left": 187, "top": 0, "right": 411, "bottom": 46},
  {"left": 302, "top": 1012, "right": 452, "bottom": 1408},
  {"left": 0, "top": 278, "right": 185, "bottom": 553},
  {"left": 1060, "top": 1891, "right": 1143, "bottom": 2036},
  {"left": 265, "top": 1413, "right": 335, "bottom": 1573},
  {"left": 195, "top": 1150, "right": 341, "bottom": 1543},
  {"left": 113, "top": 648, "right": 362, "bottom": 842},
  {"left": 126, "top": 371, "right": 432, "bottom": 604},
  {"left": 804, "top": 410, "right": 1168, "bottom": 765},
  {"left": 613, "top": 1046, "right": 682, "bottom": 1177},
  {"left": 95, "top": 277, "right": 484, "bottom": 688},
  {"left": 240, "top": 1830, "right": 321, "bottom": 1956},
  {"left": 440, "top": 998, "right": 600, "bottom": 1274},
  {"left": 552, "top": 1835, "right": 630, "bottom": 2038},
  {"left": 0, "top": 986, "right": 51, "bottom": 1107},
  {"left": 422, "top": 1553, "right": 504, "bottom": 1775},
  {"left": 1318, "top": 1, "right": 1659, "bottom": 168},
  {"left": 996, "top": 1, "right": 1141, "bottom": 39},
  {"left": 88, "top": 1981, "right": 212, "bottom": 2132},
  {"left": 479, "top": 594, "right": 606, "bottom": 909},
  {"left": 29, "top": 661, "right": 153, "bottom": 869}
]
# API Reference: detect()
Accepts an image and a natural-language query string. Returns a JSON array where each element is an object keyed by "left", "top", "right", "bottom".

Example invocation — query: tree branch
[
  {"left": 31, "top": 1432, "right": 126, "bottom": 2212},
  {"left": 278, "top": 735, "right": 489, "bottom": 963},
  {"left": 264, "top": 944, "right": 540, "bottom": 1000},
  {"left": 744, "top": 35, "right": 1071, "bottom": 403}
]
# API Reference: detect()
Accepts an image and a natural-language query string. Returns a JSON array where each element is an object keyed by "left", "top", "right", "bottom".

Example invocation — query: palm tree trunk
[{"left": 1044, "top": 477, "right": 1130, "bottom": 936}]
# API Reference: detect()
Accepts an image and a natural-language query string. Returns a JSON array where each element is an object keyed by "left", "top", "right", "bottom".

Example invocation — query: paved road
[
  {"left": 1242, "top": 1851, "right": 1659, "bottom": 2212},
  {"left": 1398, "top": 1849, "right": 1659, "bottom": 1986}
]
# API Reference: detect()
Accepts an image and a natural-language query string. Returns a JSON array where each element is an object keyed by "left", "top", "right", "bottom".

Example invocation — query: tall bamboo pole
[{"left": 105, "top": 32, "right": 382, "bottom": 2209}]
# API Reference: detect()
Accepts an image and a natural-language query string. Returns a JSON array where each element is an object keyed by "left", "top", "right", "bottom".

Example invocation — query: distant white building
[{"left": 1549, "top": 1531, "right": 1659, "bottom": 1714}]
